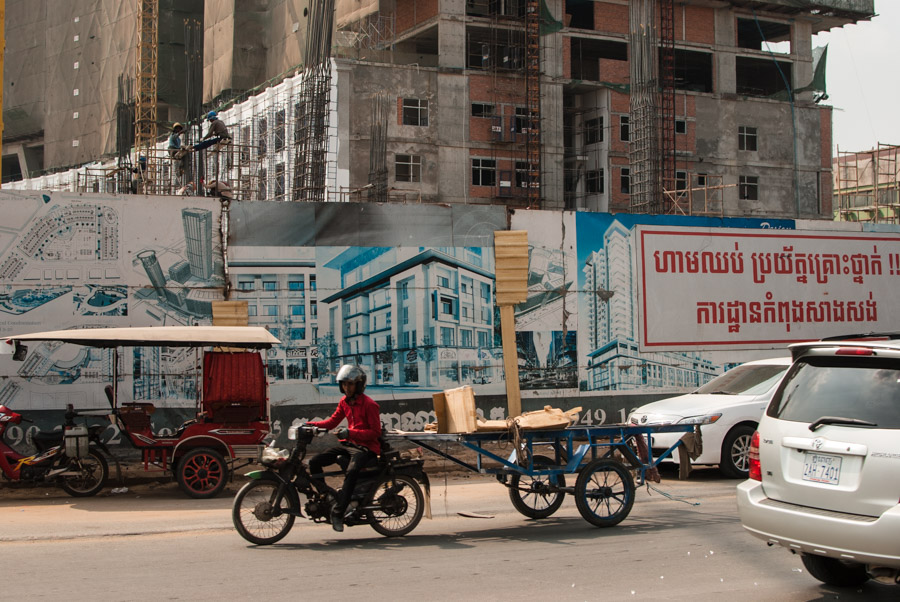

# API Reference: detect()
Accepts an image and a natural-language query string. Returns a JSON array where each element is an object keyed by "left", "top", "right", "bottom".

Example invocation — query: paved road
[{"left": 1, "top": 469, "right": 895, "bottom": 601}]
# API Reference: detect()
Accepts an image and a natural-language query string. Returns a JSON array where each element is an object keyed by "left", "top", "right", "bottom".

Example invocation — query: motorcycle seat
[
  {"left": 380, "top": 450, "right": 401, "bottom": 463},
  {"left": 32, "top": 430, "right": 64, "bottom": 451}
]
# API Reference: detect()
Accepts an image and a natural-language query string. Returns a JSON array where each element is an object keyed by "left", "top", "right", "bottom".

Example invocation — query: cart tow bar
[{"left": 643, "top": 483, "right": 701, "bottom": 506}]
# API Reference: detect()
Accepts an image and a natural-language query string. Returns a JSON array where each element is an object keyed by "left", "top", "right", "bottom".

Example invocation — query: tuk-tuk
[{"left": 5, "top": 326, "right": 280, "bottom": 498}]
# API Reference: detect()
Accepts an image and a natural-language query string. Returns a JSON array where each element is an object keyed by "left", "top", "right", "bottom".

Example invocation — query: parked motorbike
[
  {"left": 0, "top": 404, "right": 110, "bottom": 497},
  {"left": 232, "top": 425, "right": 430, "bottom": 545}
]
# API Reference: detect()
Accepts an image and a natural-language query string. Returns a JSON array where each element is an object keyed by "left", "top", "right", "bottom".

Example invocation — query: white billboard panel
[{"left": 637, "top": 226, "right": 900, "bottom": 350}]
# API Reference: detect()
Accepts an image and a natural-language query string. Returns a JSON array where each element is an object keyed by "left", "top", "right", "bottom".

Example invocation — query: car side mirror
[{"left": 12, "top": 341, "right": 27, "bottom": 362}]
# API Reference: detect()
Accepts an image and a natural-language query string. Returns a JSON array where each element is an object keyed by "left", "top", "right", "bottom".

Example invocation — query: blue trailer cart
[{"left": 386, "top": 423, "right": 698, "bottom": 527}]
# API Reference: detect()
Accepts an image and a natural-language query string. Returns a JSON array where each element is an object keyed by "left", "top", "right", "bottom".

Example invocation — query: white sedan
[{"left": 627, "top": 357, "right": 791, "bottom": 478}]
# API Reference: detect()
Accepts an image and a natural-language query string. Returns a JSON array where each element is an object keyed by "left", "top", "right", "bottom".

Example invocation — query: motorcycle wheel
[
  {"left": 367, "top": 474, "right": 424, "bottom": 538},
  {"left": 508, "top": 454, "right": 566, "bottom": 519},
  {"left": 61, "top": 450, "right": 109, "bottom": 497},
  {"left": 232, "top": 480, "right": 297, "bottom": 545},
  {"left": 177, "top": 447, "right": 229, "bottom": 499}
]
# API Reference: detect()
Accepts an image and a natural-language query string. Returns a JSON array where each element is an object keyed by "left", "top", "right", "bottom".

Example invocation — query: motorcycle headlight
[
  {"left": 287, "top": 425, "right": 299, "bottom": 440},
  {"left": 261, "top": 446, "right": 289, "bottom": 466},
  {"left": 676, "top": 413, "right": 721, "bottom": 425}
]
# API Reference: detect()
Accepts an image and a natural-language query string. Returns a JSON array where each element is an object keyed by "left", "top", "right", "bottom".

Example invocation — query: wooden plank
[
  {"left": 500, "top": 305, "right": 521, "bottom": 418},
  {"left": 212, "top": 301, "right": 249, "bottom": 326},
  {"left": 494, "top": 231, "right": 528, "bottom": 244},
  {"left": 494, "top": 230, "right": 529, "bottom": 305},
  {"left": 212, "top": 301, "right": 250, "bottom": 351}
]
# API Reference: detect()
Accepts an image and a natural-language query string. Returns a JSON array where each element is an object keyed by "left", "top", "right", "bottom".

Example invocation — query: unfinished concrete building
[
  {"left": 2, "top": 0, "right": 330, "bottom": 182},
  {"left": 3, "top": 0, "right": 876, "bottom": 220},
  {"left": 329, "top": 0, "right": 873, "bottom": 217}
]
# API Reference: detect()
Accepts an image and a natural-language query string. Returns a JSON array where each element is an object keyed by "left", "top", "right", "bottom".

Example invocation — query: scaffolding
[
  {"left": 134, "top": 0, "right": 159, "bottom": 193},
  {"left": 524, "top": 0, "right": 542, "bottom": 207},
  {"left": 472, "top": 1, "right": 533, "bottom": 205},
  {"left": 335, "top": 12, "right": 395, "bottom": 59},
  {"left": 658, "top": 0, "right": 676, "bottom": 208},
  {"left": 661, "top": 172, "right": 730, "bottom": 217},
  {"left": 835, "top": 143, "right": 900, "bottom": 224}
]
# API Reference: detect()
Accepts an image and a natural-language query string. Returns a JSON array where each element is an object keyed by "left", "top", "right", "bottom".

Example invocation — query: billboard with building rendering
[{"left": 0, "top": 190, "right": 897, "bottom": 437}]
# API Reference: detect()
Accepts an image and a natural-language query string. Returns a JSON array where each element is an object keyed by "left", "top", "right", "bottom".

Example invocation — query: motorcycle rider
[{"left": 306, "top": 364, "right": 382, "bottom": 532}]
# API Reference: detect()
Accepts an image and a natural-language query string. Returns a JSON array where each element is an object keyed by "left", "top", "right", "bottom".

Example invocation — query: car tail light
[
  {"left": 835, "top": 347, "right": 874, "bottom": 356},
  {"left": 748, "top": 430, "right": 761, "bottom": 481}
]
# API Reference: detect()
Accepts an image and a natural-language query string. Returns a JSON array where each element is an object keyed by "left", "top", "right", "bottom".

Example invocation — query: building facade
[{"left": 3, "top": 1, "right": 875, "bottom": 220}]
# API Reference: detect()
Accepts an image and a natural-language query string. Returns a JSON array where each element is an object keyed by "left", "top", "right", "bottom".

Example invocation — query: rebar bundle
[
  {"left": 183, "top": 18, "right": 203, "bottom": 186},
  {"left": 368, "top": 92, "right": 389, "bottom": 203},
  {"left": 292, "top": 0, "right": 335, "bottom": 202},
  {"left": 628, "top": 0, "right": 660, "bottom": 213}
]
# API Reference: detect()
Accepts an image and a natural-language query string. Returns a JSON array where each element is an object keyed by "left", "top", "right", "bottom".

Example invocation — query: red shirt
[{"left": 308, "top": 393, "right": 382, "bottom": 455}]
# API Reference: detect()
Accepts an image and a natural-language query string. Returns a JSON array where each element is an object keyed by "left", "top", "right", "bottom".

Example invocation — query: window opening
[{"left": 739, "top": 175, "right": 759, "bottom": 200}]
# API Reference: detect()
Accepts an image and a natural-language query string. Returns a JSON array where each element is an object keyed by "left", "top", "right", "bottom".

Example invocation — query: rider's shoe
[{"left": 330, "top": 511, "right": 344, "bottom": 532}]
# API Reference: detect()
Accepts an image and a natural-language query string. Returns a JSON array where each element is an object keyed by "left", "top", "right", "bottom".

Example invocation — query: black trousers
[{"left": 308, "top": 444, "right": 377, "bottom": 515}]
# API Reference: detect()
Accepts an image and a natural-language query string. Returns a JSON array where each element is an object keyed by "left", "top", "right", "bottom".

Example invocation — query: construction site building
[
  {"left": 3, "top": 0, "right": 876, "bottom": 219},
  {"left": 833, "top": 143, "right": 900, "bottom": 224},
  {"left": 2, "top": 1, "right": 203, "bottom": 177}
]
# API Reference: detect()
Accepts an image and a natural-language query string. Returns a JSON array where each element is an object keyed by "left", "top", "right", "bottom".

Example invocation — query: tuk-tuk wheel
[{"left": 176, "top": 447, "right": 229, "bottom": 499}]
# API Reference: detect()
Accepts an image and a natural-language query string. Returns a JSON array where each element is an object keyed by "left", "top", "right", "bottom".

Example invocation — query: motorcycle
[
  {"left": 0, "top": 404, "right": 111, "bottom": 497},
  {"left": 232, "top": 425, "right": 430, "bottom": 545}
]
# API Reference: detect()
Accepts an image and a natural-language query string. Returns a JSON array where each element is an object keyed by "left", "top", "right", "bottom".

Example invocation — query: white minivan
[{"left": 737, "top": 335, "right": 900, "bottom": 587}]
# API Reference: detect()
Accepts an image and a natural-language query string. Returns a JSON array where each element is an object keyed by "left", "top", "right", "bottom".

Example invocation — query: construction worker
[
  {"left": 130, "top": 156, "right": 149, "bottom": 194},
  {"left": 203, "top": 179, "right": 233, "bottom": 200},
  {"left": 167, "top": 123, "right": 190, "bottom": 178},
  {"left": 193, "top": 111, "right": 232, "bottom": 151}
]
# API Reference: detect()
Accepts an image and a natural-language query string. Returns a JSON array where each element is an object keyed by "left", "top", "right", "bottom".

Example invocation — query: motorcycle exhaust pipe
[{"left": 46, "top": 468, "right": 84, "bottom": 478}]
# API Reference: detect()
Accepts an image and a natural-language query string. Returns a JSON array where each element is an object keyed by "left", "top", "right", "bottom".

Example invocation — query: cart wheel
[
  {"left": 177, "top": 447, "right": 228, "bottom": 499},
  {"left": 508, "top": 454, "right": 566, "bottom": 519},
  {"left": 574, "top": 458, "right": 635, "bottom": 528}
]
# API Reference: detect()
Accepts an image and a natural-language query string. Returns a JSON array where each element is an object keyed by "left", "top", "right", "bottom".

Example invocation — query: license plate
[{"left": 802, "top": 452, "right": 842, "bottom": 485}]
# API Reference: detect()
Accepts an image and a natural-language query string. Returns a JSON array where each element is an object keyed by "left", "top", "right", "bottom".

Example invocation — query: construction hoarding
[{"left": 0, "top": 190, "right": 897, "bottom": 438}]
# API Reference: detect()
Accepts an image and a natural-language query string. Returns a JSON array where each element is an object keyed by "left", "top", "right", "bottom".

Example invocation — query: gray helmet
[{"left": 336, "top": 364, "right": 366, "bottom": 395}]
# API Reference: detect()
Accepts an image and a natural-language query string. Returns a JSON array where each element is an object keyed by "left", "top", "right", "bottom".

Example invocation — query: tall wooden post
[{"left": 493, "top": 230, "right": 529, "bottom": 419}]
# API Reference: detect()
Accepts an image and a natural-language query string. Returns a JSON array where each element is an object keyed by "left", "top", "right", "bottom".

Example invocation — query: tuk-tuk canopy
[{"left": 5, "top": 326, "right": 281, "bottom": 349}]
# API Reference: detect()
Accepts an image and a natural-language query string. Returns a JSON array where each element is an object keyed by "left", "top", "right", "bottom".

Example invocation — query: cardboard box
[
  {"left": 431, "top": 392, "right": 448, "bottom": 434},
  {"left": 433, "top": 385, "right": 478, "bottom": 433}
]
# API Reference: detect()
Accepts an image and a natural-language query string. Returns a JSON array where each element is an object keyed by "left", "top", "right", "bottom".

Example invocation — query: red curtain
[{"left": 202, "top": 351, "right": 266, "bottom": 411}]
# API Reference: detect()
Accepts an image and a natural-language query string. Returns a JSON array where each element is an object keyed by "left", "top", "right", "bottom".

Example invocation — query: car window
[
  {"left": 768, "top": 356, "right": 900, "bottom": 428},
  {"left": 696, "top": 364, "right": 787, "bottom": 396}
]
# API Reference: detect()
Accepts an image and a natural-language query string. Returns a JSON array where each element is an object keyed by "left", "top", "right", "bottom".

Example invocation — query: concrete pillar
[
  {"left": 334, "top": 61, "right": 353, "bottom": 194},
  {"left": 714, "top": 8, "right": 736, "bottom": 94},
  {"left": 439, "top": 0, "right": 466, "bottom": 69},
  {"left": 437, "top": 72, "right": 468, "bottom": 202},
  {"left": 793, "top": 20, "right": 814, "bottom": 103}
]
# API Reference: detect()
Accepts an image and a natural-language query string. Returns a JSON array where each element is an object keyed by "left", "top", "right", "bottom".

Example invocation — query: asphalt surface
[{"left": 1, "top": 466, "right": 897, "bottom": 601}]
